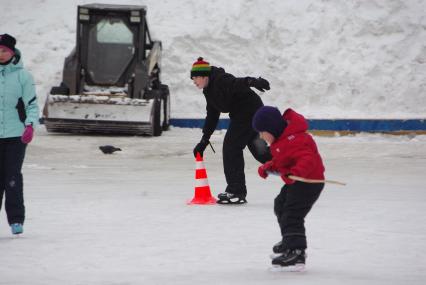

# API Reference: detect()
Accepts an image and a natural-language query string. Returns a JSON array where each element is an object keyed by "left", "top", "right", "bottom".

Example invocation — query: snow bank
[{"left": 3, "top": 0, "right": 425, "bottom": 118}]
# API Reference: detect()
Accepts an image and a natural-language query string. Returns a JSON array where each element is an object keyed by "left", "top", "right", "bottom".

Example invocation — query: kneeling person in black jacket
[{"left": 190, "top": 57, "right": 272, "bottom": 204}]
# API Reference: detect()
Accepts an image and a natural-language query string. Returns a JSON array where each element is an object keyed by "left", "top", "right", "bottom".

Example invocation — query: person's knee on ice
[{"left": 248, "top": 134, "right": 272, "bottom": 163}]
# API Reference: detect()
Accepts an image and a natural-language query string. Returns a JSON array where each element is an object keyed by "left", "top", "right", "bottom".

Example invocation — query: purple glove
[{"left": 21, "top": 125, "right": 34, "bottom": 144}]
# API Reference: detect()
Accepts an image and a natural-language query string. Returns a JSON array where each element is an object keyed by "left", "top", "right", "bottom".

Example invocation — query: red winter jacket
[{"left": 268, "top": 109, "right": 325, "bottom": 184}]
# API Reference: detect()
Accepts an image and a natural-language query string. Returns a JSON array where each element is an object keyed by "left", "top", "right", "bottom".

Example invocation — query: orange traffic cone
[{"left": 187, "top": 152, "right": 217, "bottom": 205}]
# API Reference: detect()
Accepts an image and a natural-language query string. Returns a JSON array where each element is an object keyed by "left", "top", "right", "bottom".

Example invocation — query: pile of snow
[{"left": 3, "top": 0, "right": 425, "bottom": 118}]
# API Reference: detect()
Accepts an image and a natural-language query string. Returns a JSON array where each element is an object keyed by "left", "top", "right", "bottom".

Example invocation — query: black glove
[
  {"left": 246, "top": 77, "right": 270, "bottom": 92},
  {"left": 193, "top": 138, "right": 209, "bottom": 157}
]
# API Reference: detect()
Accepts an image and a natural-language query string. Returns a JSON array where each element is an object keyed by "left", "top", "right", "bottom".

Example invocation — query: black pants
[
  {"left": 274, "top": 182, "right": 324, "bottom": 249},
  {"left": 223, "top": 119, "right": 271, "bottom": 197},
  {"left": 0, "top": 138, "right": 27, "bottom": 225}
]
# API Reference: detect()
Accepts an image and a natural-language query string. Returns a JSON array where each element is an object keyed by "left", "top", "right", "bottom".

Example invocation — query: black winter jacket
[{"left": 201, "top": 66, "right": 263, "bottom": 140}]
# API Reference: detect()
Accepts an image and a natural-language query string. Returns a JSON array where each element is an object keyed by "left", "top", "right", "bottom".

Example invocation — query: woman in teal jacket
[{"left": 0, "top": 34, "right": 39, "bottom": 235}]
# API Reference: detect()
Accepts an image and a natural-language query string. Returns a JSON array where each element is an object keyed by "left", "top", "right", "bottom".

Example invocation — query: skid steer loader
[{"left": 43, "top": 3, "right": 170, "bottom": 136}]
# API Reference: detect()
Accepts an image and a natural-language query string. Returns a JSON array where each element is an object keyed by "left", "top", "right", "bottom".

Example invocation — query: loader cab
[
  {"left": 62, "top": 4, "right": 160, "bottom": 99},
  {"left": 84, "top": 16, "right": 135, "bottom": 85}
]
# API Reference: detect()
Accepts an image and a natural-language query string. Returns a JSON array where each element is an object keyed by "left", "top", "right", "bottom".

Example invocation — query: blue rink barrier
[{"left": 170, "top": 118, "right": 426, "bottom": 133}]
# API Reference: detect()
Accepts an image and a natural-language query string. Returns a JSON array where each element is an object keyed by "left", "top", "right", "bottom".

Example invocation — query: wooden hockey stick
[{"left": 288, "top": 175, "right": 346, "bottom": 186}]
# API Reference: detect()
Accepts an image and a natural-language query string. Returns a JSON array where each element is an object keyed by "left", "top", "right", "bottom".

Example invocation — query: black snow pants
[
  {"left": 274, "top": 181, "right": 324, "bottom": 249},
  {"left": 223, "top": 118, "right": 271, "bottom": 198},
  {"left": 0, "top": 138, "right": 27, "bottom": 225}
]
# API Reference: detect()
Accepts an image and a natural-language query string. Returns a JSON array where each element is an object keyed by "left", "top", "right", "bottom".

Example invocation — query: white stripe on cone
[
  {"left": 195, "top": 159, "right": 210, "bottom": 188},
  {"left": 195, "top": 178, "right": 209, "bottom": 187},
  {"left": 196, "top": 161, "right": 205, "bottom": 169}
]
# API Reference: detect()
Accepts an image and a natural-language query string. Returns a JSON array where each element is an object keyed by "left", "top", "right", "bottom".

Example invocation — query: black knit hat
[
  {"left": 190, "top": 57, "right": 211, "bottom": 78},
  {"left": 252, "top": 106, "right": 287, "bottom": 138},
  {"left": 0, "top": 34, "right": 16, "bottom": 53}
]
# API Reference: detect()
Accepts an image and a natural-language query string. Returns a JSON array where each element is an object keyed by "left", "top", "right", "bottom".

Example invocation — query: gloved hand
[
  {"left": 246, "top": 77, "right": 270, "bottom": 92},
  {"left": 193, "top": 138, "right": 209, "bottom": 157},
  {"left": 258, "top": 161, "right": 274, "bottom": 179},
  {"left": 21, "top": 125, "right": 34, "bottom": 144}
]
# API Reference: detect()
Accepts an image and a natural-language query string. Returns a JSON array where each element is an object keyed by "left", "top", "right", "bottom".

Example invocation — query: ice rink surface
[{"left": 1, "top": 127, "right": 425, "bottom": 285}]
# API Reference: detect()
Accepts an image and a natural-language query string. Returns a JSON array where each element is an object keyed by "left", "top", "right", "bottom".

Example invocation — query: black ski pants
[
  {"left": 0, "top": 138, "right": 27, "bottom": 225},
  {"left": 274, "top": 181, "right": 324, "bottom": 249},
  {"left": 223, "top": 118, "right": 271, "bottom": 197}
]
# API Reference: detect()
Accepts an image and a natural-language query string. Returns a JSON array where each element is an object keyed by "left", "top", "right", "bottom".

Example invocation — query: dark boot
[
  {"left": 270, "top": 240, "right": 286, "bottom": 259},
  {"left": 271, "top": 249, "right": 306, "bottom": 272},
  {"left": 217, "top": 192, "right": 247, "bottom": 204},
  {"left": 273, "top": 240, "right": 285, "bottom": 254}
]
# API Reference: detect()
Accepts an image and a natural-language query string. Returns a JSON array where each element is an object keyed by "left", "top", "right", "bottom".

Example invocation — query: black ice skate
[
  {"left": 216, "top": 192, "right": 247, "bottom": 204},
  {"left": 270, "top": 249, "right": 306, "bottom": 272},
  {"left": 270, "top": 240, "right": 285, "bottom": 259}
]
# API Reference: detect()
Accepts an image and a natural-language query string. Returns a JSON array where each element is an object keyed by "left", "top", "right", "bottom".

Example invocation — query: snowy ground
[
  {"left": 3, "top": 0, "right": 426, "bottom": 119},
  {"left": 1, "top": 127, "right": 425, "bottom": 285}
]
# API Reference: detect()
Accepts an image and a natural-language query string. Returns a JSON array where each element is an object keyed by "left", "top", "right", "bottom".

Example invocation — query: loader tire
[
  {"left": 160, "top": 84, "right": 170, "bottom": 131},
  {"left": 153, "top": 97, "right": 162, "bottom": 137}
]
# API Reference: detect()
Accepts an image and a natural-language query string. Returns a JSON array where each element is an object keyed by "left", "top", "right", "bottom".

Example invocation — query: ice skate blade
[
  {"left": 270, "top": 252, "right": 308, "bottom": 259},
  {"left": 216, "top": 198, "right": 247, "bottom": 205},
  {"left": 269, "top": 264, "right": 305, "bottom": 272},
  {"left": 269, "top": 253, "right": 282, "bottom": 259}
]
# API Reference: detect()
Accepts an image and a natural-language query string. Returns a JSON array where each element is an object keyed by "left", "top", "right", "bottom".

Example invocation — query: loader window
[
  {"left": 87, "top": 18, "right": 134, "bottom": 85},
  {"left": 96, "top": 19, "right": 133, "bottom": 44}
]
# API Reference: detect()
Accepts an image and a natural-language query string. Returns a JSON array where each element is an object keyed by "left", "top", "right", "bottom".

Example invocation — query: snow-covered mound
[{"left": 3, "top": 0, "right": 425, "bottom": 118}]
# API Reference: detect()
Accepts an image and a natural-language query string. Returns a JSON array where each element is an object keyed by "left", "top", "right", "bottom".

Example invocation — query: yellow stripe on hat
[{"left": 193, "top": 63, "right": 210, "bottom": 68}]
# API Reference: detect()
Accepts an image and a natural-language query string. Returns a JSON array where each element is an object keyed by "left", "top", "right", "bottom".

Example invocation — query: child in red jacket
[{"left": 252, "top": 106, "right": 325, "bottom": 271}]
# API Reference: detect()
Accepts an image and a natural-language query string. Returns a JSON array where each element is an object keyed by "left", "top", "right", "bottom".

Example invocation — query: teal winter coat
[{"left": 0, "top": 49, "right": 39, "bottom": 138}]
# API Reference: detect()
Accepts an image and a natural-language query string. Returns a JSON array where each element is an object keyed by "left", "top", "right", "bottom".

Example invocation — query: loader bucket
[{"left": 44, "top": 94, "right": 161, "bottom": 135}]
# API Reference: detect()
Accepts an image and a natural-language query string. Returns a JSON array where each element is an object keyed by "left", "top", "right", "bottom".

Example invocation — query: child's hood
[{"left": 281, "top": 108, "right": 309, "bottom": 136}]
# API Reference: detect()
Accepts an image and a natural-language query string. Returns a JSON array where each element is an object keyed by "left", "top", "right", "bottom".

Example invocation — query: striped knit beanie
[{"left": 190, "top": 57, "right": 211, "bottom": 79}]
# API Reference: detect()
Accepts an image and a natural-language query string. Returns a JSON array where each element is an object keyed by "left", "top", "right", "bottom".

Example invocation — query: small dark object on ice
[{"left": 99, "top": 145, "right": 122, "bottom": 154}]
